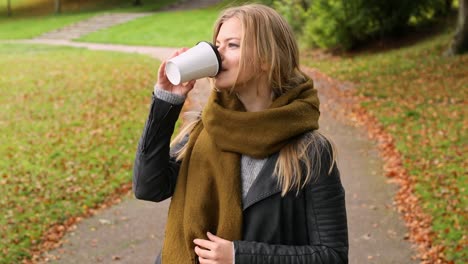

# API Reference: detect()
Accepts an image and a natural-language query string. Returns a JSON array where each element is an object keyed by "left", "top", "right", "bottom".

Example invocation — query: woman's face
[{"left": 214, "top": 17, "right": 253, "bottom": 90}]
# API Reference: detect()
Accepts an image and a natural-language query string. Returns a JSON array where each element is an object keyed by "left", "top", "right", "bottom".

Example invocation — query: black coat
[{"left": 133, "top": 96, "right": 349, "bottom": 263}]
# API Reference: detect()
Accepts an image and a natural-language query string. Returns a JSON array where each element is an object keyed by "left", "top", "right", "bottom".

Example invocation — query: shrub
[
  {"left": 272, "top": 0, "right": 309, "bottom": 34},
  {"left": 272, "top": 0, "right": 454, "bottom": 50},
  {"left": 303, "top": 0, "right": 370, "bottom": 50}
]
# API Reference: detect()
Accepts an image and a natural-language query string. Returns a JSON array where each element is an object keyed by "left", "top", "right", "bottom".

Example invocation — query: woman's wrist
[{"left": 153, "top": 84, "right": 186, "bottom": 105}]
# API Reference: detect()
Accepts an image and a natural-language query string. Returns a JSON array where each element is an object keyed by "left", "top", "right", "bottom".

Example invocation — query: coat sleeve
[
  {"left": 132, "top": 94, "right": 186, "bottom": 202},
  {"left": 233, "top": 139, "right": 348, "bottom": 263}
]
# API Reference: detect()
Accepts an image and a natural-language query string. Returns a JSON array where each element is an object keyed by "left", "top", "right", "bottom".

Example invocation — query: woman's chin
[{"left": 213, "top": 80, "right": 232, "bottom": 91}]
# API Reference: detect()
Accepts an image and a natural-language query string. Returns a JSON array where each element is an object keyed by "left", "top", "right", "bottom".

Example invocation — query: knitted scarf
[{"left": 162, "top": 78, "right": 320, "bottom": 264}]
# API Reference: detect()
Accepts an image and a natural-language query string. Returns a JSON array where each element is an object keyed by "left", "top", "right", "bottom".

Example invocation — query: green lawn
[
  {"left": 0, "top": 0, "right": 178, "bottom": 16},
  {"left": 78, "top": 8, "right": 219, "bottom": 47},
  {"left": 0, "top": 0, "right": 250, "bottom": 43},
  {"left": 0, "top": 43, "right": 159, "bottom": 263},
  {"left": 0, "top": 0, "right": 179, "bottom": 40},
  {"left": 77, "top": 0, "right": 247, "bottom": 47},
  {"left": 0, "top": 13, "right": 95, "bottom": 39},
  {"left": 304, "top": 31, "right": 467, "bottom": 263}
]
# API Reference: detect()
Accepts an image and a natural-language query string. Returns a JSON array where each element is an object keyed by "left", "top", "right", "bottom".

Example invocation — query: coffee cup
[{"left": 165, "top": 41, "right": 222, "bottom": 85}]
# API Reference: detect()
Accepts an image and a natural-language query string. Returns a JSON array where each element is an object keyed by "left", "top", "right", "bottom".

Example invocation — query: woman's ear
[{"left": 260, "top": 61, "right": 269, "bottom": 72}]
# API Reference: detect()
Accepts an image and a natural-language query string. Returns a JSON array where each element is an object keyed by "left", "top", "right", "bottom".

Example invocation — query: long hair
[
  {"left": 171, "top": 4, "right": 336, "bottom": 196},
  {"left": 212, "top": 3, "right": 306, "bottom": 95}
]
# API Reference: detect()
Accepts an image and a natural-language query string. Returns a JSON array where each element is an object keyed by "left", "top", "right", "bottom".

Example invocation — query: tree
[
  {"left": 55, "top": 0, "right": 61, "bottom": 14},
  {"left": 7, "top": 0, "right": 11, "bottom": 16},
  {"left": 133, "top": 0, "right": 142, "bottom": 6},
  {"left": 446, "top": 0, "right": 468, "bottom": 55}
]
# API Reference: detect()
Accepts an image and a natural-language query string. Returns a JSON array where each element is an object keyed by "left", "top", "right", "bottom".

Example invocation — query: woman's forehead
[{"left": 216, "top": 18, "right": 242, "bottom": 41}]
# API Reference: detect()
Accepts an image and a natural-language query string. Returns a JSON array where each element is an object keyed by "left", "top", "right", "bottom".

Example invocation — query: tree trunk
[
  {"left": 7, "top": 0, "right": 12, "bottom": 16},
  {"left": 445, "top": 0, "right": 468, "bottom": 55},
  {"left": 55, "top": 0, "right": 61, "bottom": 14}
]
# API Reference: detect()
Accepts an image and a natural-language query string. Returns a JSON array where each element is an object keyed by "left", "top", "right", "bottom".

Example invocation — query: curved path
[{"left": 4, "top": 3, "right": 418, "bottom": 263}]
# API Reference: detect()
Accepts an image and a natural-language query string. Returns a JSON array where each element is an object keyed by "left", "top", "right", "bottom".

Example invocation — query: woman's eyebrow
[{"left": 216, "top": 37, "right": 241, "bottom": 43}]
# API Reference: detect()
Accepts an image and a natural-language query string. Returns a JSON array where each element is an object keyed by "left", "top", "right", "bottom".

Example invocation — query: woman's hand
[
  {"left": 193, "top": 232, "right": 234, "bottom": 264},
  {"left": 157, "top": 48, "right": 196, "bottom": 96}
]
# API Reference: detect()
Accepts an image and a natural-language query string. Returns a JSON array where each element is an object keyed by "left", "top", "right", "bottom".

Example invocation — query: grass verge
[
  {"left": 0, "top": 0, "right": 179, "bottom": 40},
  {"left": 78, "top": 8, "right": 218, "bottom": 47},
  {"left": 77, "top": 0, "right": 250, "bottom": 47},
  {"left": 303, "top": 31, "right": 467, "bottom": 262},
  {"left": 0, "top": 0, "right": 178, "bottom": 16},
  {"left": 0, "top": 13, "right": 95, "bottom": 39},
  {"left": 0, "top": 43, "right": 160, "bottom": 263}
]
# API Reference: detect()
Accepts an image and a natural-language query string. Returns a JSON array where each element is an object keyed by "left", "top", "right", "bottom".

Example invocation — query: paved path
[
  {"left": 5, "top": 1, "right": 418, "bottom": 262},
  {"left": 14, "top": 39, "right": 178, "bottom": 60},
  {"left": 35, "top": 13, "right": 153, "bottom": 40}
]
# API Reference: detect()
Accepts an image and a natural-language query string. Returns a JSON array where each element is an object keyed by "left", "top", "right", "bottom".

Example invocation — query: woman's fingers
[
  {"left": 194, "top": 234, "right": 233, "bottom": 264},
  {"left": 168, "top": 47, "right": 189, "bottom": 60},
  {"left": 156, "top": 60, "right": 173, "bottom": 90},
  {"left": 158, "top": 60, "right": 167, "bottom": 80},
  {"left": 168, "top": 49, "right": 180, "bottom": 60},
  {"left": 187, "top": 79, "right": 196, "bottom": 88},
  {"left": 194, "top": 246, "right": 214, "bottom": 259},
  {"left": 182, "top": 79, "right": 196, "bottom": 91},
  {"left": 193, "top": 238, "right": 216, "bottom": 250},
  {"left": 198, "top": 256, "right": 214, "bottom": 264},
  {"left": 207, "top": 232, "right": 224, "bottom": 242}
]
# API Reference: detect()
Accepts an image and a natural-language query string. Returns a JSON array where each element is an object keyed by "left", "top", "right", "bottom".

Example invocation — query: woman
[{"left": 133, "top": 4, "right": 348, "bottom": 264}]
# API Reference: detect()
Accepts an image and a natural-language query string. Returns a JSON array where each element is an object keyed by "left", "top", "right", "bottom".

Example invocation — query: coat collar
[{"left": 242, "top": 153, "right": 282, "bottom": 210}]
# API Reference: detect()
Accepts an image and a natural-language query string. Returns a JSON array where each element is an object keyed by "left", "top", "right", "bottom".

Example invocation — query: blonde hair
[
  {"left": 212, "top": 3, "right": 306, "bottom": 95},
  {"left": 171, "top": 4, "right": 336, "bottom": 196}
]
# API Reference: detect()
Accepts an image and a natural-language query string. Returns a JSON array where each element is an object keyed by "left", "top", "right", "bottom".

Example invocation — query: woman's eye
[{"left": 228, "top": 43, "right": 239, "bottom": 48}]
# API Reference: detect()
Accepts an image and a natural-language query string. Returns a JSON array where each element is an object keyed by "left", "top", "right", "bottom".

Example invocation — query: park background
[{"left": 0, "top": 0, "right": 466, "bottom": 263}]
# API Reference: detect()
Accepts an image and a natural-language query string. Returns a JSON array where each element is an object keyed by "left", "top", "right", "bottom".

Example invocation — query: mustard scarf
[{"left": 162, "top": 78, "right": 320, "bottom": 263}]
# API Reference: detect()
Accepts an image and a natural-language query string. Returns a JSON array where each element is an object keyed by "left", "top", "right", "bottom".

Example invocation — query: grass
[
  {"left": 0, "top": 0, "right": 179, "bottom": 40},
  {"left": 0, "top": 0, "right": 251, "bottom": 43},
  {"left": 0, "top": 0, "right": 178, "bottom": 16},
  {"left": 0, "top": 13, "right": 95, "bottom": 39},
  {"left": 303, "top": 30, "right": 467, "bottom": 262},
  {"left": 0, "top": 43, "right": 161, "bottom": 263},
  {"left": 78, "top": 8, "right": 220, "bottom": 47},
  {"left": 77, "top": 0, "right": 249, "bottom": 47}
]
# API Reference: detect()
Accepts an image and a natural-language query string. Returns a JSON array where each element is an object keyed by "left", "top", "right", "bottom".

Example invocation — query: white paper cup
[{"left": 165, "top": 41, "right": 222, "bottom": 85}]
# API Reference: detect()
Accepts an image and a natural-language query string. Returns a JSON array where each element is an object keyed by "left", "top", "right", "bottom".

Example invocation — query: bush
[
  {"left": 272, "top": 0, "right": 454, "bottom": 50},
  {"left": 303, "top": 0, "right": 370, "bottom": 50},
  {"left": 272, "top": 0, "right": 309, "bottom": 34}
]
